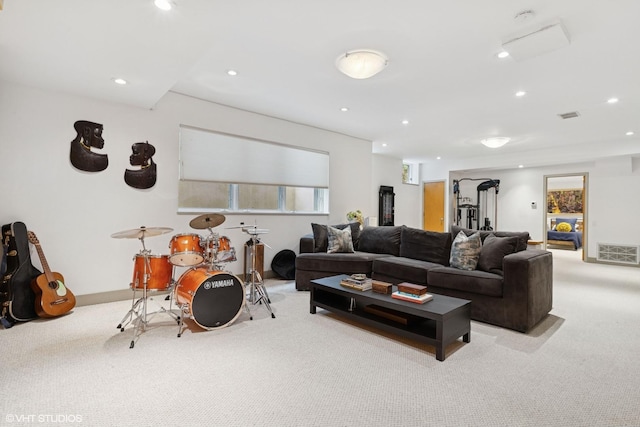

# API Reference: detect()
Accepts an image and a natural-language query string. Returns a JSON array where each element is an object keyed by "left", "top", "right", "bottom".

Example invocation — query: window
[
  {"left": 178, "top": 126, "right": 329, "bottom": 214},
  {"left": 402, "top": 162, "right": 419, "bottom": 185}
]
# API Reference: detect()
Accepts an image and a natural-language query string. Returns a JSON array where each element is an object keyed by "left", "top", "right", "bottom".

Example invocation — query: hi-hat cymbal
[
  {"left": 190, "top": 214, "right": 226, "bottom": 229},
  {"left": 111, "top": 226, "right": 174, "bottom": 239}
]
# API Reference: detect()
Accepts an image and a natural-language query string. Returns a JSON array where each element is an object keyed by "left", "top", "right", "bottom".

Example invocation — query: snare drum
[
  {"left": 215, "top": 236, "right": 237, "bottom": 263},
  {"left": 131, "top": 254, "right": 173, "bottom": 290},
  {"left": 169, "top": 233, "right": 204, "bottom": 266},
  {"left": 174, "top": 268, "right": 245, "bottom": 330}
]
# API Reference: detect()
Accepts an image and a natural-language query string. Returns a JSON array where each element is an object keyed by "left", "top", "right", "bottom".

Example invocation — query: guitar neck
[{"left": 33, "top": 243, "right": 55, "bottom": 283}]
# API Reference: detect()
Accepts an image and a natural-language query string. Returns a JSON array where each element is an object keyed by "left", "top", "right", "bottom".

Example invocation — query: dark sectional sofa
[{"left": 295, "top": 224, "right": 553, "bottom": 333}]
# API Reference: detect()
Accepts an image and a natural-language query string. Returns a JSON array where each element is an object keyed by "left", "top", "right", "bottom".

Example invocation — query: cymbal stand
[
  {"left": 116, "top": 234, "right": 179, "bottom": 348},
  {"left": 244, "top": 227, "right": 275, "bottom": 319}
]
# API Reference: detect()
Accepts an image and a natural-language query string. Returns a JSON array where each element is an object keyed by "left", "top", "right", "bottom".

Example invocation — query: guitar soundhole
[{"left": 48, "top": 281, "right": 58, "bottom": 290}]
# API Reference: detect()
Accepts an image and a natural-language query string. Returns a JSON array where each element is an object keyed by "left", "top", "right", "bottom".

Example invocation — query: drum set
[{"left": 112, "top": 214, "right": 274, "bottom": 348}]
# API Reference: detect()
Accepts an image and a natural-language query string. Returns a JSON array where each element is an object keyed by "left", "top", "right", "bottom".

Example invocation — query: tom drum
[
  {"left": 131, "top": 254, "right": 173, "bottom": 290},
  {"left": 169, "top": 233, "right": 204, "bottom": 266},
  {"left": 174, "top": 268, "right": 245, "bottom": 330}
]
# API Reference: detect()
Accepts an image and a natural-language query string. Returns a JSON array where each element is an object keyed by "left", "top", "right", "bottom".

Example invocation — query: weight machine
[{"left": 452, "top": 178, "right": 500, "bottom": 231}]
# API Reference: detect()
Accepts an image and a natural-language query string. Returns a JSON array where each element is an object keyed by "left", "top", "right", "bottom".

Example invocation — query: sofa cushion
[
  {"left": 428, "top": 266, "right": 503, "bottom": 297},
  {"left": 295, "top": 252, "right": 392, "bottom": 274},
  {"left": 399, "top": 227, "right": 452, "bottom": 265},
  {"left": 449, "top": 231, "right": 482, "bottom": 271},
  {"left": 327, "top": 226, "right": 354, "bottom": 253},
  {"left": 477, "top": 234, "right": 518, "bottom": 276},
  {"left": 372, "top": 256, "right": 442, "bottom": 285},
  {"left": 451, "top": 225, "right": 530, "bottom": 252},
  {"left": 357, "top": 226, "right": 403, "bottom": 256},
  {"left": 311, "top": 222, "right": 360, "bottom": 252}
]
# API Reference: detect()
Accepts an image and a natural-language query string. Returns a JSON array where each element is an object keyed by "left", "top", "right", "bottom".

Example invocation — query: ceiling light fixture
[
  {"left": 607, "top": 97, "right": 619, "bottom": 104},
  {"left": 481, "top": 137, "right": 511, "bottom": 148},
  {"left": 401, "top": 120, "right": 409, "bottom": 125},
  {"left": 227, "top": 69, "right": 238, "bottom": 76},
  {"left": 336, "top": 49, "right": 388, "bottom": 79},
  {"left": 497, "top": 51, "right": 510, "bottom": 59},
  {"left": 515, "top": 90, "right": 527, "bottom": 97},
  {"left": 340, "top": 107, "right": 349, "bottom": 112},
  {"left": 626, "top": 131, "right": 634, "bottom": 136},
  {"left": 154, "top": 0, "right": 172, "bottom": 11},
  {"left": 113, "top": 78, "right": 127, "bottom": 85}
]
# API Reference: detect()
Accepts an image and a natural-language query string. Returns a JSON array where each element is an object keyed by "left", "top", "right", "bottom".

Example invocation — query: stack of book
[
  {"left": 391, "top": 282, "right": 433, "bottom": 304},
  {"left": 340, "top": 275, "right": 372, "bottom": 291}
]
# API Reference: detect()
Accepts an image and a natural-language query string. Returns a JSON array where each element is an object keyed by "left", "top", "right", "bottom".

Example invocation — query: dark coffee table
[{"left": 310, "top": 274, "right": 471, "bottom": 361}]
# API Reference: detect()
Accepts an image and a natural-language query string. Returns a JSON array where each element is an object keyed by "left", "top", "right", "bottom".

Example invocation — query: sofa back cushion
[
  {"left": 357, "top": 226, "right": 403, "bottom": 256},
  {"left": 399, "top": 227, "right": 452, "bottom": 265},
  {"left": 311, "top": 222, "right": 360, "bottom": 252},
  {"left": 477, "top": 234, "right": 518, "bottom": 275},
  {"left": 449, "top": 231, "right": 482, "bottom": 270},
  {"left": 450, "top": 225, "right": 529, "bottom": 252}
]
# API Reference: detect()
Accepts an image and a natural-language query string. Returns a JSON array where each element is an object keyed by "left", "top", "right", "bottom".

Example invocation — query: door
[{"left": 423, "top": 181, "right": 445, "bottom": 232}]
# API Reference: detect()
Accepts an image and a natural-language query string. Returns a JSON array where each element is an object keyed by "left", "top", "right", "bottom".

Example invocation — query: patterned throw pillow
[
  {"left": 449, "top": 231, "right": 482, "bottom": 271},
  {"left": 556, "top": 222, "right": 572, "bottom": 232},
  {"left": 327, "top": 225, "right": 354, "bottom": 253}
]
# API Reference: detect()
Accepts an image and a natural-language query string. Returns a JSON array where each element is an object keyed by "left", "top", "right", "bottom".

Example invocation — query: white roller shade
[{"left": 180, "top": 126, "right": 329, "bottom": 188}]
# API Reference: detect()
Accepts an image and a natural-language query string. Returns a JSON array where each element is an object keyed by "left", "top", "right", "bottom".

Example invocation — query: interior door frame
[{"left": 543, "top": 172, "right": 588, "bottom": 260}]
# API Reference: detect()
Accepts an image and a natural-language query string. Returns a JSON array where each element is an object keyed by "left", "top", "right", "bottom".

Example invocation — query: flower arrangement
[{"left": 346, "top": 209, "right": 364, "bottom": 227}]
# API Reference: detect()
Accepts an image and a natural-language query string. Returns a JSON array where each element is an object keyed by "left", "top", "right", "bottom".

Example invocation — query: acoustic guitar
[{"left": 27, "top": 231, "right": 76, "bottom": 317}]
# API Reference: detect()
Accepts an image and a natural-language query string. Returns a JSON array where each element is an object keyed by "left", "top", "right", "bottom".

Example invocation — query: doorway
[
  {"left": 543, "top": 173, "right": 588, "bottom": 260},
  {"left": 423, "top": 181, "right": 445, "bottom": 232}
]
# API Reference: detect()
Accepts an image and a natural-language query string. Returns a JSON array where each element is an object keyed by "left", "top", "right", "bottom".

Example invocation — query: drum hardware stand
[
  {"left": 242, "top": 225, "right": 275, "bottom": 319},
  {"left": 111, "top": 226, "right": 179, "bottom": 348}
]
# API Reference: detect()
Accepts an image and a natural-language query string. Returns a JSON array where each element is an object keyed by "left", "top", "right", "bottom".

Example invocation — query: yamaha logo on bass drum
[{"left": 203, "top": 279, "right": 235, "bottom": 290}]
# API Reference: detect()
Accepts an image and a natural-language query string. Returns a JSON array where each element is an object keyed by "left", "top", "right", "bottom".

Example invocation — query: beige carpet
[{"left": 1, "top": 250, "right": 639, "bottom": 427}]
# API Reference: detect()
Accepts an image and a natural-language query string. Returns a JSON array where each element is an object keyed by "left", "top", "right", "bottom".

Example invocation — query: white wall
[
  {"left": 371, "top": 155, "right": 422, "bottom": 229},
  {"left": 0, "top": 82, "right": 373, "bottom": 298}
]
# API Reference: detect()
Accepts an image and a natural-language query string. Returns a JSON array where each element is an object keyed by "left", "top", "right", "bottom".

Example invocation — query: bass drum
[{"left": 174, "top": 268, "right": 245, "bottom": 330}]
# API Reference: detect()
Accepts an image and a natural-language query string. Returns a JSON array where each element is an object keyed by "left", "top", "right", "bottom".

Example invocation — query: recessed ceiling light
[
  {"left": 518, "top": 164, "right": 524, "bottom": 168},
  {"left": 497, "top": 51, "right": 510, "bottom": 59},
  {"left": 154, "top": 0, "right": 172, "bottom": 11},
  {"left": 113, "top": 78, "right": 127, "bottom": 85},
  {"left": 515, "top": 90, "right": 527, "bottom": 97},
  {"left": 607, "top": 97, "right": 619, "bottom": 104},
  {"left": 481, "top": 137, "right": 511, "bottom": 148},
  {"left": 436, "top": 156, "right": 441, "bottom": 160},
  {"left": 227, "top": 69, "right": 238, "bottom": 76},
  {"left": 401, "top": 120, "right": 409, "bottom": 125},
  {"left": 340, "top": 107, "right": 349, "bottom": 112},
  {"left": 382, "top": 143, "right": 388, "bottom": 147},
  {"left": 626, "top": 131, "right": 635, "bottom": 136}
]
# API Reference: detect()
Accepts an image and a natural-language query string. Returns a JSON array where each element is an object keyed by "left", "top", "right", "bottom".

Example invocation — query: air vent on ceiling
[
  {"left": 558, "top": 111, "right": 580, "bottom": 119},
  {"left": 597, "top": 243, "right": 639, "bottom": 265}
]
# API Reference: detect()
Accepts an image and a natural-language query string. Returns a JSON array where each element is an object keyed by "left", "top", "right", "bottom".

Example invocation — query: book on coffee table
[
  {"left": 391, "top": 291, "right": 433, "bottom": 304},
  {"left": 340, "top": 278, "right": 372, "bottom": 291}
]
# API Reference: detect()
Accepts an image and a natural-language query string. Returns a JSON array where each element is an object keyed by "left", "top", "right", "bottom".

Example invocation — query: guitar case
[{"left": 1, "top": 222, "right": 41, "bottom": 328}]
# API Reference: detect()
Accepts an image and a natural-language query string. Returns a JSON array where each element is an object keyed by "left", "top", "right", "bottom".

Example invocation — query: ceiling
[{"left": 1, "top": 0, "right": 639, "bottom": 168}]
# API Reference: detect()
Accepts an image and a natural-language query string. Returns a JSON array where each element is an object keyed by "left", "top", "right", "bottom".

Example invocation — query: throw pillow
[
  {"left": 477, "top": 234, "right": 518, "bottom": 275},
  {"left": 556, "top": 222, "right": 572, "bottom": 232},
  {"left": 327, "top": 225, "right": 354, "bottom": 253},
  {"left": 449, "top": 231, "right": 482, "bottom": 271},
  {"left": 555, "top": 218, "right": 577, "bottom": 231},
  {"left": 311, "top": 223, "right": 360, "bottom": 252}
]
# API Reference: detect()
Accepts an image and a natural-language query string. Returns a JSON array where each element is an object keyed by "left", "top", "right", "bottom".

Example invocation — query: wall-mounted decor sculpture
[
  {"left": 125, "top": 141, "right": 157, "bottom": 189},
  {"left": 69, "top": 120, "right": 109, "bottom": 172}
]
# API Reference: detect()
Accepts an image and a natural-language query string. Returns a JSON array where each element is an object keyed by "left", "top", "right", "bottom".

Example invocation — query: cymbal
[
  {"left": 111, "top": 226, "right": 174, "bottom": 239},
  {"left": 190, "top": 214, "right": 226, "bottom": 229}
]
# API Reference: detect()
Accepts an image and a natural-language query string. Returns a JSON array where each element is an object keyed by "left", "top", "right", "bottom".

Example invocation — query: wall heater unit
[{"left": 596, "top": 243, "right": 640, "bottom": 265}]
